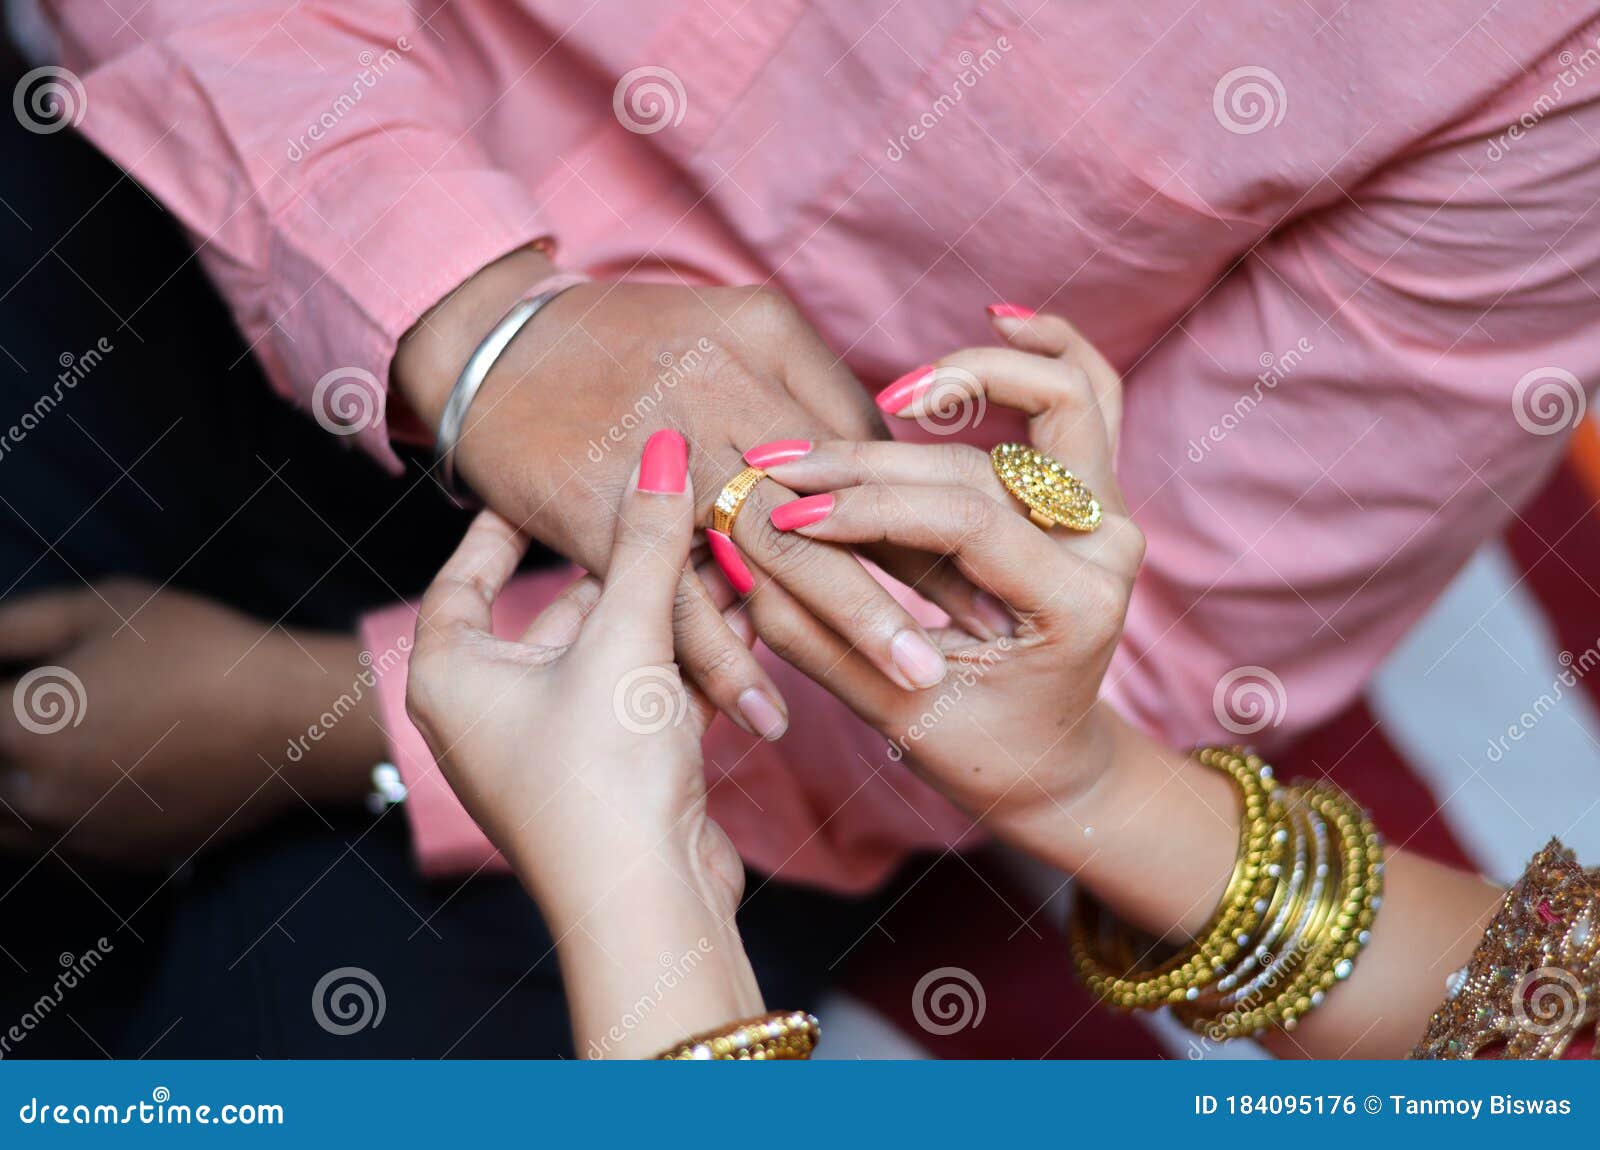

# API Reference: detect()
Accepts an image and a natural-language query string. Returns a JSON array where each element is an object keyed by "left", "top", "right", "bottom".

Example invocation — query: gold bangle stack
[
  {"left": 654, "top": 1011, "right": 820, "bottom": 1060},
  {"left": 1070, "top": 746, "right": 1384, "bottom": 1039}
]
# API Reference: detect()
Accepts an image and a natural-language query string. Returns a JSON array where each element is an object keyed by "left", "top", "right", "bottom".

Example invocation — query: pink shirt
[{"left": 51, "top": 1, "right": 1600, "bottom": 889}]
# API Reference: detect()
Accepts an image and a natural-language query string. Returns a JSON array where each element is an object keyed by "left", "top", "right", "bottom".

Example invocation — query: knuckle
[
  {"left": 750, "top": 607, "right": 808, "bottom": 666},
  {"left": 1070, "top": 574, "right": 1132, "bottom": 649},
  {"left": 745, "top": 508, "right": 813, "bottom": 574},
  {"left": 950, "top": 491, "right": 999, "bottom": 540},
  {"left": 739, "top": 285, "right": 799, "bottom": 330},
  {"left": 679, "top": 635, "right": 749, "bottom": 687},
  {"left": 1055, "top": 363, "right": 1094, "bottom": 404},
  {"left": 939, "top": 443, "right": 993, "bottom": 487}
]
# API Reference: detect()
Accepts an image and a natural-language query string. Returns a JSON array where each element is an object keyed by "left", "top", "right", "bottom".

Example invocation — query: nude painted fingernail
[
  {"left": 890, "top": 629, "right": 947, "bottom": 689},
  {"left": 970, "top": 590, "right": 1016, "bottom": 638},
  {"left": 744, "top": 439, "right": 812, "bottom": 468},
  {"left": 770, "top": 493, "right": 834, "bottom": 532},
  {"left": 874, "top": 364, "right": 935, "bottom": 414},
  {"left": 638, "top": 429, "right": 687, "bottom": 493},
  {"left": 737, "top": 687, "right": 788, "bottom": 741},
  {"left": 705, "top": 529, "right": 755, "bottom": 596},
  {"left": 986, "top": 302, "right": 1036, "bottom": 320}
]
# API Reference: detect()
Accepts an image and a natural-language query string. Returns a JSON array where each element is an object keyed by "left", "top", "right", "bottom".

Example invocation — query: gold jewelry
[
  {"left": 1070, "top": 747, "right": 1289, "bottom": 1008},
  {"left": 655, "top": 1011, "right": 820, "bottom": 1060},
  {"left": 990, "top": 442, "right": 1102, "bottom": 532},
  {"left": 1175, "top": 783, "right": 1382, "bottom": 1038},
  {"left": 1070, "top": 746, "right": 1385, "bottom": 1040},
  {"left": 712, "top": 465, "right": 767, "bottom": 535}
]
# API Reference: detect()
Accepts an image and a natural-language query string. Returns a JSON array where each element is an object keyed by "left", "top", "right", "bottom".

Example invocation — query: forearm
[
  {"left": 1006, "top": 709, "right": 1501, "bottom": 1058},
  {"left": 543, "top": 864, "right": 764, "bottom": 1060}
]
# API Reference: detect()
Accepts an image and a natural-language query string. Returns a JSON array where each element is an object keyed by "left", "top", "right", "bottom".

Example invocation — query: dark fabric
[{"left": 0, "top": 41, "right": 876, "bottom": 1058}]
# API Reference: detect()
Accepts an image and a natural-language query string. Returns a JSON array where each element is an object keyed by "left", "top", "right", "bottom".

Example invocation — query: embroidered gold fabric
[{"left": 1412, "top": 839, "right": 1599, "bottom": 1059}]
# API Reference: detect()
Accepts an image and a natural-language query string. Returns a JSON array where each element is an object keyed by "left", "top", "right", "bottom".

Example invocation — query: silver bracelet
[{"left": 433, "top": 274, "right": 587, "bottom": 503}]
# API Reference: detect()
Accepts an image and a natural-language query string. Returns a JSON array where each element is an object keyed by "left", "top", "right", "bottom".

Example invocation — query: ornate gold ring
[{"left": 990, "top": 442, "right": 1102, "bottom": 532}]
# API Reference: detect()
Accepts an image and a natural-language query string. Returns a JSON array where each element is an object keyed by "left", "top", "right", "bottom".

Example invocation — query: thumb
[
  {"left": 584, "top": 430, "right": 695, "bottom": 661},
  {"left": 0, "top": 587, "right": 100, "bottom": 663}
]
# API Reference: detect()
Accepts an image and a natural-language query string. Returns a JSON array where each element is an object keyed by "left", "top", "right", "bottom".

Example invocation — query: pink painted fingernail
[
  {"left": 770, "top": 493, "right": 834, "bottom": 532},
  {"left": 737, "top": 687, "right": 788, "bottom": 741},
  {"left": 638, "top": 429, "right": 687, "bottom": 493},
  {"left": 986, "top": 302, "right": 1036, "bottom": 320},
  {"left": 874, "top": 364, "right": 935, "bottom": 414},
  {"left": 706, "top": 529, "right": 755, "bottom": 596},
  {"left": 744, "top": 439, "right": 812, "bottom": 468},
  {"left": 890, "top": 629, "right": 947, "bottom": 689}
]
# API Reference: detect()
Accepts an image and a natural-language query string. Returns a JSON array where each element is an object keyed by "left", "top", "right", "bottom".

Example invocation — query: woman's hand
[
  {"left": 405, "top": 431, "right": 763, "bottom": 1056},
  {"left": 394, "top": 248, "right": 1000, "bottom": 747},
  {"left": 0, "top": 580, "right": 376, "bottom": 864},
  {"left": 754, "top": 313, "right": 1145, "bottom": 854}
]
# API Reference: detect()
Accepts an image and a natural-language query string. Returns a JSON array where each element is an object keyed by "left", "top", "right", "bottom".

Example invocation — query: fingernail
[
  {"left": 890, "top": 629, "right": 947, "bottom": 689},
  {"left": 970, "top": 590, "right": 1016, "bottom": 638},
  {"left": 874, "top": 364, "right": 935, "bottom": 415},
  {"left": 986, "top": 302, "right": 1036, "bottom": 320},
  {"left": 737, "top": 688, "right": 788, "bottom": 740},
  {"left": 770, "top": 493, "right": 834, "bottom": 532},
  {"left": 705, "top": 529, "right": 755, "bottom": 596},
  {"left": 638, "top": 429, "right": 687, "bottom": 493},
  {"left": 744, "top": 439, "right": 812, "bottom": 468}
]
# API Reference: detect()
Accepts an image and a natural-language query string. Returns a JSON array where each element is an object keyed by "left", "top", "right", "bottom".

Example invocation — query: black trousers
[{"left": 0, "top": 42, "right": 878, "bottom": 1057}]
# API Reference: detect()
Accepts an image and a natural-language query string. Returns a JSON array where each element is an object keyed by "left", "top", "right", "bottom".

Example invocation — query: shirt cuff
[{"left": 268, "top": 131, "right": 551, "bottom": 473}]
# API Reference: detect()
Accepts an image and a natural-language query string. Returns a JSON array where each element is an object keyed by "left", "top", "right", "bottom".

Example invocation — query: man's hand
[
  {"left": 394, "top": 250, "right": 1003, "bottom": 734},
  {"left": 0, "top": 581, "right": 377, "bottom": 865}
]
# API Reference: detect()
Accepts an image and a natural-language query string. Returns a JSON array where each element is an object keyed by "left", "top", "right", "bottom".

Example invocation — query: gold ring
[
  {"left": 990, "top": 442, "right": 1102, "bottom": 532},
  {"left": 712, "top": 465, "right": 767, "bottom": 535}
]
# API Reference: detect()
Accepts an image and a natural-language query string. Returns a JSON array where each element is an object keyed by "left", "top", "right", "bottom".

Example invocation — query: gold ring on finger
[
  {"left": 990, "top": 442, "right": 1102, "bottom": 532},
  {"left": 712, "top": 465, "right": 767, "bottom": 535}
]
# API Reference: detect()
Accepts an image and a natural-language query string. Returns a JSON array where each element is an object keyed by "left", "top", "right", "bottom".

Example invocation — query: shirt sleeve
[
  {"left": 1108, "top": 23, "right": 1600, "bottom": 749},
  {"left": 42, "top": 1, "right": 550, "bottom": 471}
]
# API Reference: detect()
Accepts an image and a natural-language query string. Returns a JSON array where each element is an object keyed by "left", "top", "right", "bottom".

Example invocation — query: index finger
[{"left": 415, "top": 509, "right": 531, "bottom": 646}]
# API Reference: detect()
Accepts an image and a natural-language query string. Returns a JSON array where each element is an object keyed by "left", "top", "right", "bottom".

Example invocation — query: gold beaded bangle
[
  {"left": 1070, "top": 747, "right": 1290, "bottom": 1008},
  {"left": 1186, "top": 796, "right": 1318, "bottom": 1012},
  {"left": 1181, "top": 783, "right": 1384, "bottom": 1038},
  {"left": 654, "top": 1011, "right": 820, "bottom": 1060}
]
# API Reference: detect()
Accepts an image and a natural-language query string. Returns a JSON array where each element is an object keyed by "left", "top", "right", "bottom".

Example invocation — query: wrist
[
  {"left": 270, "top": 629, "right": 385, "bottom": 804},
  {"left": 544, "top": 844, "right": 764, "bottom": 1058},
  {"left": 982, "top": 700, "right": 1120, "bottom": 861},
  {"left": 391, "top": 243, "right": 562, "bottom": 432},
  {"left": 519, "top": 816, "right": 741, "bottom": 936}
]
